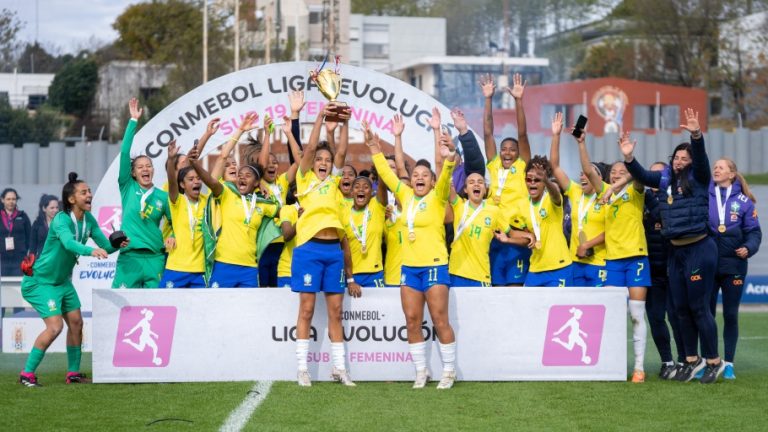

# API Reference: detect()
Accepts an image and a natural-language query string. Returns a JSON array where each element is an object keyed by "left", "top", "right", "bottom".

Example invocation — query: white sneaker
[
  {"left": 436, "top": 370, "right": 456, "bottom": 390},
  {"left": 412, "top": 368, "right": 430, "bottom": 389},
  {"left": 297, "top": 369, "right": 312, "bottom": 387},
  {"left": 331, "top": 367, "right": 356, "bottom": 387}
]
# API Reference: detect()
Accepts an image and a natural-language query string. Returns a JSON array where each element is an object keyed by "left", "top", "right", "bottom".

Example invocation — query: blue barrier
[{"left": 741, "top": 275, "right": 768, "bottom": 304}]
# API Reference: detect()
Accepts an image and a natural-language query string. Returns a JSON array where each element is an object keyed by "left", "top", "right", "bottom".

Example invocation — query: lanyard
[
  {"left": 185, "top": 195, "right": 200, "bottom": 240},
  {"left": 577, "top": 192, "right": 596, "bottom": 231},
  {"left": 608, "top": 184, "right": 630, "bottom": 205},
  {"left": 296, "top": 177, "right": 330, "bottom": 198},
  {"left": 70, "top": 212, "right": 87, "bottom": 243},
  {"left": 715, "top": 185, "right": 733, "bottom": 227},
  {"left": 268, "top": 182, "right": 283, "bottom": 206},
  {"left": 495, "top": 167, "right": 512, "bottom": 198},
  {"left": 455, "top": 200, "right": 484, "bottom": 239},
  {"left": 349, "top": 206, "right": 370, "bottom": 252},
  {"left": 241, "top": 193, "right": 258, "bottom": 224},
  {"left": 406, "top": 196, "right": 422, "bottom": 240},
  {"left": 139, "top": 187, "right": 155, "bottom": 217},
  {"left": 2, "top": 210, "right": 17, "bottom": 233},
  {"left": 528, "top": 193, "right": 547, "bottom": 244}
]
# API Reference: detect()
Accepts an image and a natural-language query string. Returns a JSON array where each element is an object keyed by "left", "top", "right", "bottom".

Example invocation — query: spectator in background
[
  {"left": 30, "top": 194, "right": 59, "bottom": 257},
  {"left": 1, "top": 188, "right": 32, "bottom": 276}
]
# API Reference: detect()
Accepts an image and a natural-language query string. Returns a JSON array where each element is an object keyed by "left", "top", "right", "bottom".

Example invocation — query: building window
[
  {"left": 364, "top": 43, "right": 389, "bottom": 59},
  {"left": 710, "top": 97, "right": 722, "bottom": 116},
  {"left": 660, "top": 105, "right": 679, "bottom": 130},
  {"left": 27, "top": 94, "right": 47, "bottom": 110},
  {"left": 541, "top": 104, "right": 568, "bottom": 129},
  {"left": 633, "top": 105, "right": 653, "bottom": 129},
  {"left": 309, "top": 12, "right": 320, "bottom": 24}
]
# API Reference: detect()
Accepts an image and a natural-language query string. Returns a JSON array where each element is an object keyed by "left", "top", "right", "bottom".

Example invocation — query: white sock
[
  {"left": 724, "top": 361, "right": 733, "bottom": 367},
  {"left": 296, "top": 339, "right": 309, "bottom": 371},
  {"left": 663, "top": 361, "right": 674, "bottom": 367},
  {"left": 409, "top": 342, "right": 427, "bottom": 372},
  {"left": 331, "top": 342, "right": 346, "bottom": 371},
  {"left": 629, "top": 300, "right": 647, "bottom": 372},
  {"left": 439, "top": 342, "right": 457, "bottom": 373}
]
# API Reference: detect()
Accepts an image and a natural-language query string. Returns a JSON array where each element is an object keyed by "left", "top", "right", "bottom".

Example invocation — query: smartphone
[{"left": 572, "top": 115, "right": 587, "bottom": 138}]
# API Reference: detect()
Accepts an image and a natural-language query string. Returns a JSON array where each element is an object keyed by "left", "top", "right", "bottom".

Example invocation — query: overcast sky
[{"left": 8, "top": 0, "right": 137, "bottom": 54}]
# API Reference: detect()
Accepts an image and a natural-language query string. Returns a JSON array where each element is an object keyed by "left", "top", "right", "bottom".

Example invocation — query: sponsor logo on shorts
[
  {"left": 542, "top": 305, "right": 605, "bottom": 367},
  {"left": 113, "top": 306, "right": 177, "bottom": 368}
]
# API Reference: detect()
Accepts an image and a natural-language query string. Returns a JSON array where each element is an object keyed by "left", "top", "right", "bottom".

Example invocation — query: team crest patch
[
  {"left": 155, "top": 200, "right": 164, "bottom": 209},
  {"left": 511, "top": 166, "right": 517, "bottom": 174},
  {"left": 539, "top": 208, "right": 548, "bottom": 218},
  {"left": 166, "top": 281, "right": 174, "bottom": 288},
  {"left": 256, "top": 207, "right": 263, "bottom": 214},
  {"left": 484, "top": 216, "right": 492, "bottom": 226},
  {"left": 594, "top": 203, "right": 602, "bottom": 211},
  {"left": 303, "top": 273, "right": 313, "bottom": 286},
  {"left": 731, "top": 214, "right": 739, "bottom": 222},
  {"left": 418, "top": 201, "right": 427, "bottom": 211},
  {"left": 47, "top": 299, "right": 57, "bottom": 312},
  {"left": 730, "top": 202, "right": 740, "bottom": 213},
  {"left": 621, "top": 193, "right": 629, "bottom": 202}
]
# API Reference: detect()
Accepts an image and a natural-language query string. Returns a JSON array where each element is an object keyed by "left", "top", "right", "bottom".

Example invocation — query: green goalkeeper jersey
[
  {"left": 118, "top": 119, "right": 169, "bottom": 254},
  {"left": 30, "top": 211, "right": 115, "bottom": 286}
]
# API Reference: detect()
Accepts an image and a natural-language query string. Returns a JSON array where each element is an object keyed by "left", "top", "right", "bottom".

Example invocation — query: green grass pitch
[{"left": 2, "top": 312, "right": 767, "bottom": 431}]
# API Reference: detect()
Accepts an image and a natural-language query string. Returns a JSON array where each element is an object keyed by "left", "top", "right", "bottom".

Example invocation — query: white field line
[{"left": 219, "top": 381, "right": 273, "bottom": 432}]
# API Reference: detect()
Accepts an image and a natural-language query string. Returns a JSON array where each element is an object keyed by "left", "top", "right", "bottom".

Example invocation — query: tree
[
  {"left": 351, "top": 0, "right": 427, "bottom": 15},
  {"left": 0, "top": 103, "right": 67, "bottom": 146},
  {"left": 574, "top": 39, "right": 637, "bottom": 79},
  {"left": 17, "top": 43, "right": 71, "bottom": 73},
  {"left": 112, "top": 0, "right": 231, "bottom": 98},
  {"left": 48, "top": 57, "right": 99, "bottom": 117},
  {"left": 0, "top": 8, "right": 23, "bottom": 72}
]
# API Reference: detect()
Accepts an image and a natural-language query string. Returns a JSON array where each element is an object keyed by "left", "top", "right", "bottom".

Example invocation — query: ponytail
[
  {"left": 721, "top": 158, "right": 756, "bottom": 203},
  {"left": 61, "top": 172, "right": 84, "bottom": 214}
]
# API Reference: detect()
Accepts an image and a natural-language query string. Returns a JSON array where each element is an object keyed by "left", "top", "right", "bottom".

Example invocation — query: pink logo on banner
[
  {"left": 113, "top": 306, "right": 177, "bottom": 367},
  {"left": 542, "top": 305, "right": 605, "bottom": 366},
  {"left": 98, "top": 206, "right": 122, "bottom": 236}
]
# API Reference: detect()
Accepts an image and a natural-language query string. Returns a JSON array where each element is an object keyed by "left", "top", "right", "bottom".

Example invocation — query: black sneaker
[
  {"left": 19, "top": 372, "right": 42, "bottom": 387},
  {"left": 659, "top": 363, "right": 677, "bottom": 380},
  {"left": 675, "top": 358, "right": 705, "bottom": 382},
  {"left": 65, "top": 372, "right": 90, "bottom": 384},
  {"left": 699, "top": 361, "right": 725, "bottom": 384}
]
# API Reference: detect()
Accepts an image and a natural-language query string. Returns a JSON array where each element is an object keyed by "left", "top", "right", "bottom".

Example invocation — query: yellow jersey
[
  {"left": 487, "top": 156, "right": 528, "bottom": 220},
  {"left": 342, "top": 200, "right": 386, "bottom": 275},
  {"left": 215, "top": 185, "right": 278, "bottom": 267},
  {"left": 277, "top": 204, "right": 299, "bottom": 278},
  {"left": 262, "top": 172, "right": 290, "bottom": 206},
  {"left": 165, "top": 192, "right": 209, "bottom": 273},
  {"left": 372, "top": 153, "right": 454, "bottom": 267},
  {"left": 448, "top": 197, "right": 507, "bottom": 283},
  {"left": 384, "top": 209, "right": 406, "bottom": 286},
  {"left": 295, "top": 169, "right": 345, "bottom": 247},
  {"left": 515, "top": 193, "right": 572, "bottom": 272},
  {"left": 565, "top": 181, "right": 609, "bottom": 266},
  {"left": 605, "top": 183, "right": 648, "bottom": 260}
]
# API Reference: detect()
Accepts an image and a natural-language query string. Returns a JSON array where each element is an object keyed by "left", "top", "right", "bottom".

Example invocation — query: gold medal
[
  {"left": 667, "top": 195, "right": 673, "bottom": 205},
  {"left": 535, "top": 241, "right": 542, "bottom": 249},
  {"left": 578, "top": 230, "right": 587, "bottom": 245},
  {"left": 408, "top": 232, "right": 416, "bottom": 241},
  {"left": 718, "top": 224, "right": 726, "bottom": 233},
  {"left": 493, "top": 196, "right": 501, "bottom": 204},
  {"left": 361, "top": 245, "right": 367, "bottom": 254}
]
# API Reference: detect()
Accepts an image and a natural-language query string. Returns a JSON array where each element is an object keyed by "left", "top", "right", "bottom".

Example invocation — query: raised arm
[
  {"left": 365, "top": 121, "right": 402, "bottom": 196},
  {"left": 392, "top": 114, "right": 409, "bottom": 178},
  {"left": 189, "top": 150, "right": 223, "bottom": 197},
  {"left": 574, "top": 127, "right": 602, "bottom": 194},
  {"left": 333, "top": 107, "right": 351, "bottom": 170},
  {"left": 166, "top": 140, "right": 181, "bottom": 203},
  {"left": 258, "top": 116, "right": 274, "bottom": 170},
  {"left": 279, "top": 116, "right": 302, "bottom": 184},
  {"left": 621, "top": 131, "right": 660, "bottom": 189},
  {"left": 288, "top": 91, "right": 305, "bottom": 165},
  {"left": 299, "top": 105, "right": 331, "bottom": 174},
  {"left": 429, "top": 107, "right": 443, "bottom": 174},
  {"left": 507, "top": 73, "right": 530, "bottom": 163},
  {"left": 211, "top": 112, "right": 258, "bottom": 179},
  {"left": 436, "top": 134, "right": 457, "bottom": 202},
  {"left": 549, "top": 112, "right": 570, "bottom": 191},
  {"left": 679, "top": 108, "right": 710, "bottom": 184},
  {"left": 194, "top": 118, "right": 221, "bottom": 157},
  {"left": 454, "top": 109, "right": 485, "bottom": 175},
  {"left": 480, "top": 74, "right": 497, "bottom": 160},
  {"left": 119, "top": 98, "right": 143, "bottom": 187}
]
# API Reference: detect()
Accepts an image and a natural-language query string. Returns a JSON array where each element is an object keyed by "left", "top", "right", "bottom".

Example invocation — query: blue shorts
[
  {"left": 606, "top": 256, "right": 651, "bottom": 287},
  {"left": 160, "top": 269, "right": 206, "bottom": 288},
  {"left": 291, "top": 239, "right": 346, "bottom": 293},
  {"left": 401, "top": 265, "right": 450, "bottom": 292},
  {"left": 277, "top": 276, "right": 292, "bottom": 288},
  {"left": 354, "top": 271, "right": 385, "bottom": 288},
  {"left": 525, "top": 265, "right": 573, "bottom": 287},
  {"left": 450, "top": 274, "right": 491, "bottom": 287},
  {"left": 210, "top": 262, "right": 259, "bottom": 288},
  {"left": 572, "top": 263, "right": 607, "bottom": 287},
  {"left": 490, "top": 239, "right": 530, "bottom": 285}
]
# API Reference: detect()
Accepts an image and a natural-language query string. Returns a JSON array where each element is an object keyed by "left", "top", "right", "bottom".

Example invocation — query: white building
[
  {"left": 0, "top": 71, "right": 55, "bottom": 109},
  {"left": 388, "top": 56, "right": 549, "bottom": 109},
  {"left": 348, "top": 15, "right": 446, "bottom": 71}
]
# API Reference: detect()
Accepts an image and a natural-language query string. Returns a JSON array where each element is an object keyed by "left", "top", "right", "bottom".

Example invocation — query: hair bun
[{"left": 68, "top": 172, "right": 79, "bottom": 183}]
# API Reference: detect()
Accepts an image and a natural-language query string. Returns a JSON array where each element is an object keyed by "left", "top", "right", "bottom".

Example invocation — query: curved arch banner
[{"left": 76, "top": 61, "right": 482, "bottom": 298}]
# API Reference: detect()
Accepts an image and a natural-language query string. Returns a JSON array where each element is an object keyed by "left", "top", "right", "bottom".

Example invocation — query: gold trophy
[{"left": 311, "top": 55, "right": 349, "bottom": 123}]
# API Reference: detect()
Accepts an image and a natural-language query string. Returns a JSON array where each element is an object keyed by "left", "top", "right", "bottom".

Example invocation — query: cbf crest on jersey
[
  {"left": 484, "top": 216, "right": 492, "bottom": 226},
  {"left": 539, "top": 208, "right": 548, "bottom": 218}
]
